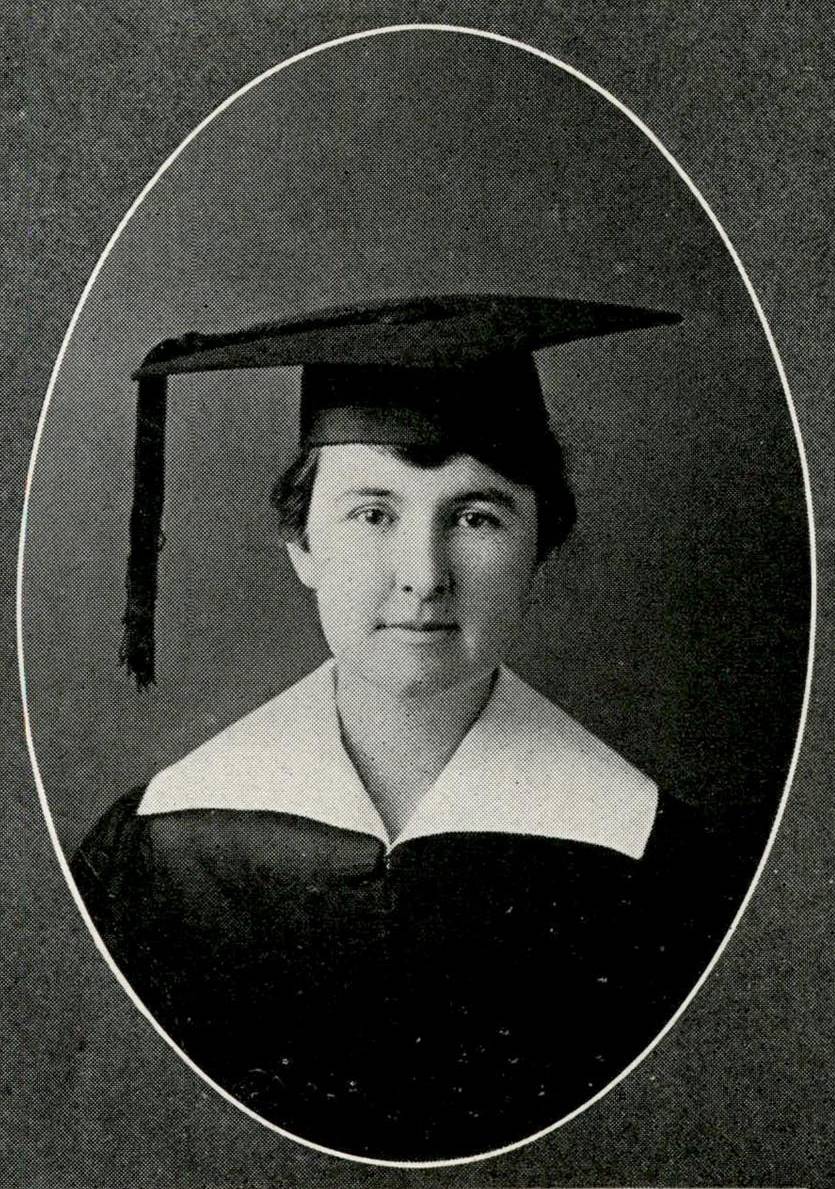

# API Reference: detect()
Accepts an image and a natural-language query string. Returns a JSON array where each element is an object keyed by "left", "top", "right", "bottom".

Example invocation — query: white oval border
[{"left": 17, "top": 22, "right": 817, "bottom": 1171}]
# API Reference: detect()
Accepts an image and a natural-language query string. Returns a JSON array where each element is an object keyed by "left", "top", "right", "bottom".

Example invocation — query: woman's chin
[{"left": 338, "top": 640, "right": 488, "bottom": 702}]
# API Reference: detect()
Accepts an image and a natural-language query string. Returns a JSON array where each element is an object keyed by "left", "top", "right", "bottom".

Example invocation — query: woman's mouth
[
  {"left": 381, "top": 622, "right": 458, "bottom": 630},
  {"left": 377, "top": 622, "right": 460, "bottom": 642}
]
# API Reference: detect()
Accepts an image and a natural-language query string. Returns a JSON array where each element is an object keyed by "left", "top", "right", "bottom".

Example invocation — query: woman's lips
[
  {"left": 380, "top": 622, "right": 458, "bottom": 630},
  {"left": 377, "top": 622, "right": 459, "bottom": 641}
]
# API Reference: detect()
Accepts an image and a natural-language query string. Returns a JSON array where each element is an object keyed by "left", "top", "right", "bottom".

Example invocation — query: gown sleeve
[
  {"left": 70, "top": 789, "right": 197, "bottom": 1033},
  {"left": 71, "top": 788, "right": 147, "bottom": 916},
  {"left": 631, "top": 791, "right": 738, "bottom": 1023}
]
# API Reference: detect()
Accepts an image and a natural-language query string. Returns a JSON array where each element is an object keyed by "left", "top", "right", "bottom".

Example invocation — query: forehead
[{"left": 311, "top": 444, "right": 533, "bottom": 503}]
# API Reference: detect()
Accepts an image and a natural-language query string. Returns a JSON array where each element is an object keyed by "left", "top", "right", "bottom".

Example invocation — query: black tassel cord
[{"left": 119, "top": 374, "right": 168, "bottom": 688}]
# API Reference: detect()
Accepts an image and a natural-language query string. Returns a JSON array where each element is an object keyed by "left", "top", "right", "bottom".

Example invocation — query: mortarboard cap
[{"left": 122, "top": 293, "right": 681, "bottom": 686}]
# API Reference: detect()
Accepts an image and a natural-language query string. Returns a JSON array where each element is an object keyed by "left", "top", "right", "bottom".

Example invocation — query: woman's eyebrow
[
  {"left": 334, "top": 487, "right": 401, "bottom": 503},
  {"left": 451, "top": 488, "right": 519, "bottom": 512}
]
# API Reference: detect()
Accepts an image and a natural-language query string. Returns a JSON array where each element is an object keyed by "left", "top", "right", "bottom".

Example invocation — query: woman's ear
[
  {"left": 522, "top": 551, "right": 548, "bottom": 614},
  {"left": 285, "top": 538, "right": 321, "bottom": 590}
]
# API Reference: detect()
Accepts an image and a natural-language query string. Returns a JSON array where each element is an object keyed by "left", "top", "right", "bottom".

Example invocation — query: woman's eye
[
  {"left": 455, "top": 510, "right": 502, "bottom": 530},
  {"left": 348, "top": 507, "right": 394, "bottom": 526}
]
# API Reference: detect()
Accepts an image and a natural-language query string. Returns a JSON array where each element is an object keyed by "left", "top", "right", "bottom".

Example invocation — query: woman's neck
[{"left": 335, "top": 667, "right": 497, "bottom": 843}]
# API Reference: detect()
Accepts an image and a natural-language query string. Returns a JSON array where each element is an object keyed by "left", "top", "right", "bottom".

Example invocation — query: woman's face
[{"left": 286, "top": 444, "right": 539, "bottom": 698}]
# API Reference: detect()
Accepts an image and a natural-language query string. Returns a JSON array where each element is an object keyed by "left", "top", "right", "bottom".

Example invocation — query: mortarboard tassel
[{"left": 119, "top": 372, "right": 168, "bottom": 688}]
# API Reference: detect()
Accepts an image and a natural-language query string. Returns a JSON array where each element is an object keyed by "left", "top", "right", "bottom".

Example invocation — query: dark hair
[{"left": 270, "top": 439, "right": 576, "bottom": 563}]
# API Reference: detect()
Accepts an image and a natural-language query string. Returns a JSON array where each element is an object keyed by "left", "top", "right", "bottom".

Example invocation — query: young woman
[{"left": 71, "top": 294, "right": 714, "bottom": 1160}]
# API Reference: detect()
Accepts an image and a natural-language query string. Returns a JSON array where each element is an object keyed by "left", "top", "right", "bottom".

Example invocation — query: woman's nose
[{"left": 394, "top": 524, "right": 452, "bottom": 598}]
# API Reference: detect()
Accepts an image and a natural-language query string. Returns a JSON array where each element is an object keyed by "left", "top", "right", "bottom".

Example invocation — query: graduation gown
[{"left": 72, "top": 662, "right": 723, "bottom": 1161}]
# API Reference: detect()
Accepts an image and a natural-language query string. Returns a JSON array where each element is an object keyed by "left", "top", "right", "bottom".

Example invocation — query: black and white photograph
[{"left": 6, "top": 8, "right": 831, "bottom": 1188}]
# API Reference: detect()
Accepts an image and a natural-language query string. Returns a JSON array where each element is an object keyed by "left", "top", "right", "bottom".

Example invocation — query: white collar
[{"left": 138, "top": 660, "right": 658, "bottom": 859}]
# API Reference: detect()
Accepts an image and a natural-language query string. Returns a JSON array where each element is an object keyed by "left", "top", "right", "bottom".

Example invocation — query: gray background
[{"left": 4, "top": 5, "right": 832, "bottom": 1189}]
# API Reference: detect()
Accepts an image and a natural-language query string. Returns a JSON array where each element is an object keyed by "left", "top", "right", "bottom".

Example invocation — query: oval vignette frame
[{"left": 17, "top": 22, "right": 816, "bottom": 1170}]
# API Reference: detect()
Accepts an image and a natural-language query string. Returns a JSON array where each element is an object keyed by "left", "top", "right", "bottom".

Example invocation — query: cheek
[
  {"left": 454, "top": 540, "right": 536, "bottom": 620},
  {"left": 314, "top": 549, "right": 389, "bottom": 621}
]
